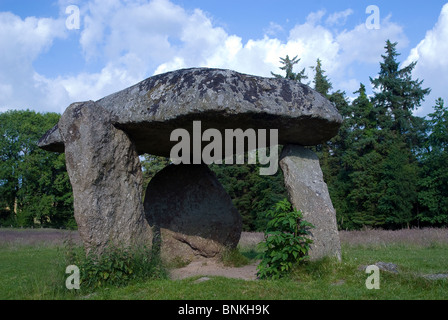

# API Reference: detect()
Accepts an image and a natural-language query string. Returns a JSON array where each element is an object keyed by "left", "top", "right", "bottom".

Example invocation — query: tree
[
  {"left": 417, "top": 98, "right": 448, "bottom": 225},
  {"left": 370, "top": 40, "right": 430, "bottom": 146},
  {"left": 0, "top": 110, "right": 74, "bottom": 228},
  {"left": 367, "top": 40, "right": 429, "bottom": 228},
  {"left": 312, "top": 58, "right": 332, "bottom": 97},
  {"left": 335, "top": 84, "right": 386, "bottom": 228},
  {"left": 140, "top": 155, "right": 170, "bottom": 186},
  {"left": 271, "top": 55, "right": 308, "bottom": 83}
]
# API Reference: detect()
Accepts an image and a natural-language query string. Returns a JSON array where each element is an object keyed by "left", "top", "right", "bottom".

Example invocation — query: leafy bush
[
  {"left": 257, "top": 199, "right": 314, "bottom": 279},
  {"left": 64, "top": 242, "right": 167, "bottom": 290}
]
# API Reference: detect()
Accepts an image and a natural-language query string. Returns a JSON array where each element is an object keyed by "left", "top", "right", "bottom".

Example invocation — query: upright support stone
[
  {"left": 279, "top": 144, "right": 341, "bottom": 261},
  {"left": 144, "top": 164, "right": 242, "bottom": 263},
  {"left": 58, "top": 101, "right": 152, "bottom": 254}
]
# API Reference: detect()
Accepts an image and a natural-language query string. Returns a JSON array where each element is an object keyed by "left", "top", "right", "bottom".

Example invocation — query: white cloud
[
  {"left": 155, "top": 8, "right": 407, "bottom": 89},
  {"left": 0, "top": 12, "right": 67, "bottom": 112},
  {"left": 0, "top": 0, "right": 410, "bottom": 114},
  {"left": 306, "top": 10, "right": 326, "bottom": 25},
  {"left": 404, "top": 3, "right": 448, "bottom": 116},
  {"left": 264, "top": 22, "right": 284, "bottom": 37},
  {"left": 336, "top": 15, "right": 408, "bottom": 65},
  {"left": 326, "top": 9, "right": 354, "bottom": 26}
]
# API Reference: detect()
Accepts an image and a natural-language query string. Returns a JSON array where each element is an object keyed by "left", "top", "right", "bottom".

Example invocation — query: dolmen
[{"left": 39, "top": 68, "right": 343, "bottom": 262}]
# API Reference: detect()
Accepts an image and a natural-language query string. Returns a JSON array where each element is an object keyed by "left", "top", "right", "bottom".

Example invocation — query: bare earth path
[{"left": 169, "top": 258, "right": 260, "bottom": 281}]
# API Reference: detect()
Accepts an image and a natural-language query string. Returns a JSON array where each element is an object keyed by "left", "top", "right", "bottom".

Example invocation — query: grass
[
  {"left": 0, "top": 229, "right": 447, "bottom": 300},
  {"left": 0, "top": 244, "right": 66, "bottom": 299},
  {"left": 220, "top": 247, "right": 252, "bottom": 267}
]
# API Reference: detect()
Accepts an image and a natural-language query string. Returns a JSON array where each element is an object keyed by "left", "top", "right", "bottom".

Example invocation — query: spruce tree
[
  {"left": 418, "top": 98, "right": 448, "bottom": 225},
  {"left": 312, "top": 58, "right": 332, "bottom": 97},
  {"left": 271, "top": 55, "right": 308, "bottom": 83},
  {"left": 342, "top": 84, "right": 386, "bottom": 228},
  {"left": 369, "top": 40, "right": 430, "bottom": 228},
  {"left": 370, "top": 40, "right": 430, "bottom": 146}
]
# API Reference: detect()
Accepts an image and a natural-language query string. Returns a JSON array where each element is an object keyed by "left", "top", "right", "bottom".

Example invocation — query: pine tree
[
  {"left": 340, "top": 84, "right": 386, "bottom": 228},
  {"left": 370, "top": 40, "right": 430, "bottom": 146},
  {"left": 312, "top": 58, "right": 332, "bottom": 97},
  {"left": 369, "top": 40, "right": 430, "bottom": 228},
  {"left": 417, "top": 98, "right": 448, "bottom": 225},
  {"left": 271, "top": 55, "right": 308, "bottom": 83}
]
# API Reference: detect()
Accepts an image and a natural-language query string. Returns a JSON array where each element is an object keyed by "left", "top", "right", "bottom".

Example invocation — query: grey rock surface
[
  {"left": 359, "top": 262, "right": 399, "bottom": 273},
  {"left": 375, "top": 261, "right": 399, "bottom": 273},
  {"left": 58, "top": 101, "right": 152, "bottom": 254},
  {"left": 144, "top": 164, "right": 242, "bottom": 262},
  {"left": 422, "top": 273, "right": 448, "bottom": 280},
  {"left": 279, "top": 144, "right": 342, "bottom": 261},
  {"left": 39, "top": 68, "right": 342, "bottom": 156}
]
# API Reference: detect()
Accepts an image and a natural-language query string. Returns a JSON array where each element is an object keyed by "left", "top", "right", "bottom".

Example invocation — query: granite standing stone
[
  {"left": 58, "top": 101, "right": 152, "bottom": 254},
  {"left": 279, "top": 144, "right": 342, "bottom": 261}
]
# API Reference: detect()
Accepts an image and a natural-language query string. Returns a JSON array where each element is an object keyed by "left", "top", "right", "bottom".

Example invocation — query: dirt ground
[
  {"left": 169, "top": 232, "right": 263, "bottom": 280},
  {"left": 169, "top": 257, "right": 260, "bottom": 281}
]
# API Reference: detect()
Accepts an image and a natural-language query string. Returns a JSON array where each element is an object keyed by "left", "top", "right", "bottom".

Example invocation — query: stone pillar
[
  {"left": 279, "top": 144, "right": 341, "bottom": 261},
  {"left": 58, "top": 101, "right": 152, "bottom": 254},
  {"left": 144, "top": 163, "right": 242, "bottom": 263}
]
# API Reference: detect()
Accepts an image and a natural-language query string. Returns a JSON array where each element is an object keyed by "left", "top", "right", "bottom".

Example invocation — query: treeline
[
  {"left": 0, "top": 111, "right": 75, "bottom": 228},
  {"left": 1, "top": 40, "right": 447, "bottom": 230},
  {"left": 314, "top": 40, "right": 447, "bottom": 230},
  {"left": 218, "top": 40, "right": 447, "bottom": 230}
]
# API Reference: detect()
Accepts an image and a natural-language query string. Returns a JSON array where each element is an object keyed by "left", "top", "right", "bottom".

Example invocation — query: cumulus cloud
[
  {"left": 0, "top": 12, "right": 67, "bottom": 112},
  {"left": 156, "top": 8, "right": 407, "bottom": 93},
  {"left": 0, "top": 0, "right": 410, "bottom": 114},
  {"left": 404, "top": 3, "right": 448, "bottom": 116}
]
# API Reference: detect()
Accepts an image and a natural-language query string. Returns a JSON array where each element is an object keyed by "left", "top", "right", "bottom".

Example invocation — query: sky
[{"left": 0, "top": 0, "right": 447, "bottom": 117}]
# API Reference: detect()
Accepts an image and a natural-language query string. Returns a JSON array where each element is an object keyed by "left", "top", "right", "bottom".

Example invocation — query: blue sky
[{"left": 1, "top": 0, "right": 447, "bottom": 117}]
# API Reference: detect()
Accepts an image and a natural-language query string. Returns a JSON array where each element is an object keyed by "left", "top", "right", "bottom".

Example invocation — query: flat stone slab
[{"left": 39, "top": 68, "right": 342, "bottom": 157}]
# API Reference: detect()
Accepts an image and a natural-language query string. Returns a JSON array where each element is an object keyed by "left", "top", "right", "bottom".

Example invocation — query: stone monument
[{"left": 39, "top": 68, "right": 343, "bottom": 261}]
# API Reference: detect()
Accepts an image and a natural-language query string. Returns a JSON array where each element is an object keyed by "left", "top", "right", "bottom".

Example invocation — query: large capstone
[
  {"left": 279, "top": 144, "right": 341, "bottom": 261},
  {"left": 58, "top": 101, "right": 152, "bottom": 254},
  {"left": 38, "top": 68, "right": 342, "bottom": 156},
  {"left": 144, "top": 164, "right": 242, "bottom": 262}
]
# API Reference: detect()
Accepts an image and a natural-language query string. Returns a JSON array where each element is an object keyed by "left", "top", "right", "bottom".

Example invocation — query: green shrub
[
  {"left": 64, "top": 242, "right": 167, "bottom": 290},
  {"left": 257, "top": 199, "right": 314, "bottom": 279}
]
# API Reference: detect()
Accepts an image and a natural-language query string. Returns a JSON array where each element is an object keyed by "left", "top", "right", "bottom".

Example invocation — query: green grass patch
[
  {"left": 0, "top": 245, "right": 67, "bottom": 299},
  {"left": 0, "top": 241, "right": 447, "bottom": 300},
  {"left": 220, "top": 247, "right": 252, "bottom": 267}
]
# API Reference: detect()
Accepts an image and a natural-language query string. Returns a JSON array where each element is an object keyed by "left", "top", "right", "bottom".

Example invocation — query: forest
[{"left": 1, "top": 40, "right": 447, "bottom": 231}]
